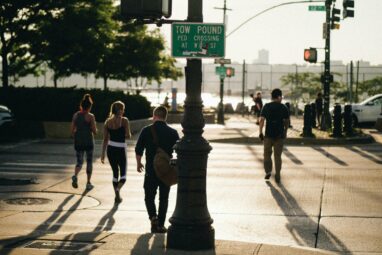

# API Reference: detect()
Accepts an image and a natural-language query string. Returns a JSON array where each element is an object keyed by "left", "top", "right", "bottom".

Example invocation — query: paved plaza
[{"left": 0, "top": 117, "right": 381, "bottom": 254}]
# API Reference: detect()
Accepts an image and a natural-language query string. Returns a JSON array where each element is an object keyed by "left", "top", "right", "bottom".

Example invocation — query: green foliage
[
  {"left": 280, "top": 72, "right": 347, "bottom": 102},
  {"left": 359, "top": 76, "right": 382, "bottom": 96},
  {"left": 0, "top": 0, "right": 50, "bottom": 87},
  {"left": 1, "top": 0, "right": 182, "bottom": 90},
  {"left": 0, "top": 87, "right": 151, "bottom": 122}
]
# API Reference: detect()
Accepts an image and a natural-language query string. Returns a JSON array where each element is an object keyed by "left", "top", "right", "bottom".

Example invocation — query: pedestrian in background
[
  {"left": 135, "top": 106, "right": 179, "bottom": 233},
  {"left": 315, "top": 92, "right": 323, "bottom": 128},
  {"left": 259, "top": 89, "right": 290, "bottom": 183},
  {"left": 101, "top": 101, "right": 131, "bottom": 204},
  {"left": 254, "top": 92, "right": 263, "bottom": 125},
  {"left": 71, "top": 94, "right": 97, "bottom": 190}
]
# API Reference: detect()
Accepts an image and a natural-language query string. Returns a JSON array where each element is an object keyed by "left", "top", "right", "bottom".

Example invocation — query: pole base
[{"left": 167, "top": 224, "right": 215, "bottom": 250}]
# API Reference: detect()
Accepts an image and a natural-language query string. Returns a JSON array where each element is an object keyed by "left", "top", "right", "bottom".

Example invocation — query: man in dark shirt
[
  {"left": 259, "top": 89, "right": 290, "bottom": 183},
  {"left": 135, "top": 106, "right": 179, "bottom": 233}
]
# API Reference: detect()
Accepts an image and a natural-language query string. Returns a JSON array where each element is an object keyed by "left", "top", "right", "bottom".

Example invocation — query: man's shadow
[{"left": 266, "top": 182, "right": 351, "bottom": 253}]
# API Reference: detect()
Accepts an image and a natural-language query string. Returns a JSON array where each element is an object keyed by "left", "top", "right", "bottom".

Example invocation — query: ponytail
[{"left": 80, "top": 94, "right": 93, "bottom": 111}]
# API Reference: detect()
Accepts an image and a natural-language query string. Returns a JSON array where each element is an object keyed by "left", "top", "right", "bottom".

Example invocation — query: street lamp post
[
  {"left": 321, "top": 0, "right": 332, "bottom": 130},
  {"left": 167, "top": 0, "right": 215, "bottom": 250}
]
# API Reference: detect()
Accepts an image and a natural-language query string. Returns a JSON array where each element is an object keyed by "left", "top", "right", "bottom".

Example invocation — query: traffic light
[
  {"left": 343, "top": 0, "right": 354, "bottom": 18},
  {"left": 226, "top": 67, "right": 235, "bottom": 78},
  {"left": 331, "top": 7, "right": 341, "bottom": 29},
  {"left": 304, "top": 48, "right": 317, "bottom": 63},
  {"left": 121, "top": 0, "right": 172, "bottom": 19}
]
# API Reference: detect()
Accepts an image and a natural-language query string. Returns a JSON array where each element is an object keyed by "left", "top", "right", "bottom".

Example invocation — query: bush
[{"left": 0, "top": 87, "right": 151, "bottom": 122}]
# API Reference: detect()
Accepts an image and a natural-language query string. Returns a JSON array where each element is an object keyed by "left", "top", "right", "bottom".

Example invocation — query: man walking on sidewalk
[
  {"left": 259, "top": 89, "right": 290, "bottom": 183},
  {"left": 135, "top": 106, "right": 179, "bottom": 233}
]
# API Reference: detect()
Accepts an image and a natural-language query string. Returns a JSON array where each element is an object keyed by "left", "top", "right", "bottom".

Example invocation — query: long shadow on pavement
[
  {"left": 312, "top": 147, "right": 348, "bottom": 166},
  {"left": 283, "top": 147, "right": 304, "bottom": 165},
  {"left": 266, "top": 182, "right": 351, "bottom": 253},
  {"left": 48, "top": 203, "right": 120, "bottom": 254},
  {"left": 345, "top": 145, "right": 382, "bottom": 165},
  {"left": 0, "top": 189, "right": 89, "bottom": 255}
]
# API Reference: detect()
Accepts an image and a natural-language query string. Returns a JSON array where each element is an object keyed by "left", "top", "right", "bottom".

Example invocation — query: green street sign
[
  {"left": 172, "top": 23, "right": 225, "bottom": 58},
  {"left": 215, "top": 66, "right": 226, "bottom": 76},
  {"left": 308, "top": 5, "right": 326, "bottom": 11}
]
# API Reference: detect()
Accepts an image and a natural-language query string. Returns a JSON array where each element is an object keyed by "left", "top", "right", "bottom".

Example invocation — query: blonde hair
[{"left": 109, "top": 101, "right": 125, "bottom": 118}]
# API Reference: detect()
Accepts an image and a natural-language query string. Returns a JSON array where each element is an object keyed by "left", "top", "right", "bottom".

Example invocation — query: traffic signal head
[
  {"left": 226, "top": 67, "right": 235, "bottom": 77},
  {"left": 121, "top": 0, "right": 172, "bottom": 19},
  {"left": 343, "top": 0, "right": 354, "bottom": 18},
  {"left": 304, "top": 48, "right": 317, "bottom": 63},
  {"left": 331, "top": 7, "right": 341, "bottom": 29}
]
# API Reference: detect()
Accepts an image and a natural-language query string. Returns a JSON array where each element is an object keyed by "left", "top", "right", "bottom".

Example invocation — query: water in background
[{"left": 141, "top": 91, "right": 269, "bottom": 109}]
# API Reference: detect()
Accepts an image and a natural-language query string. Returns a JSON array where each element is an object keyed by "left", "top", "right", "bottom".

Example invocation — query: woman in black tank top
[{"left": 101, "top": 101, "right": 131, "bottom": 203}]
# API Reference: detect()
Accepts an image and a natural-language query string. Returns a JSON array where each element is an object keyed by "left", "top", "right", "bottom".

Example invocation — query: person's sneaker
[
  {"left": 150, "top": 216, "right": 159, "bottom": 233},
  {"left": 264, "top": 173, "right": 271, "bottom": 180},
  {"left": 275, "top": 174, "right": 281, "bottom": 183},
  {"left": 114, "top": 190, "right": 122, "bottom": 203},
  {"left": 155, "top": 226, "right": 167, "bottom": 233},
  {"left": 71, "top": 176, "right": 78, "bottom": 189},
  {"left": 86, "top": 183, "right": 94, "bottom": 191}
]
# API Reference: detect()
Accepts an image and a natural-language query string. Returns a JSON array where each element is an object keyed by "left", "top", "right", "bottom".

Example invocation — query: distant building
[{"left": 253, "top": 49, "right": 269, "bottom": 65}]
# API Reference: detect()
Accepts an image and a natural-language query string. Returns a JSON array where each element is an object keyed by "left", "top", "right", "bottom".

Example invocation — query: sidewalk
[
  {"left": 203, "top": 114, "right": 376, "bottom": 145},
  {"left": 0, "top": 232, "right": 335, "bottom": 255}
]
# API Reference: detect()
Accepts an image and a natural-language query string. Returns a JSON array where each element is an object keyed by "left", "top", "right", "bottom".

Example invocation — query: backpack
[{"left": 151, "top": 125, "right": 177, "bottom": 186}]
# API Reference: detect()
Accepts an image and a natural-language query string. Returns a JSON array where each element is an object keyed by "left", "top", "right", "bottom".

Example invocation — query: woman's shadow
[{"left": 266, "top": 182, "right": 351, "bottom": 254}]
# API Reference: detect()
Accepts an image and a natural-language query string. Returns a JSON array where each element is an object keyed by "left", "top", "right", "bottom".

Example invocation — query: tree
[
  {"left": 359, "top": 76, "right": 382, "bottom": 96},
  {"left": 35, "top": 0, "right": 117, "bottom": 88},
  {"left": 280, "top": 72, "right": 321, "bottom": 102},
  {"left": 0, "top": 1, "right": 52, "bottom": 88}
]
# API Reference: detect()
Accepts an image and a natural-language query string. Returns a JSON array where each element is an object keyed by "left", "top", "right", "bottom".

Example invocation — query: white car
[
  {"left": 0, "top": 105, "right": 15, "bottom": 128},
  {"left": 351, "top": 94, "right": 382, "bottom": 125}
]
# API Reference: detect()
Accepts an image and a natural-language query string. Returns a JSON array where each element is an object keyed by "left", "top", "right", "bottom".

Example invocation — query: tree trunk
[
  {"left": 53, "top": 73, "right": 58, "bottom": 88},
  {"left": 0, "top": 33, "right": 9, "bottom": 89},
  {"left": 103, "top": 76, "right": 107, "bottom": 90}
]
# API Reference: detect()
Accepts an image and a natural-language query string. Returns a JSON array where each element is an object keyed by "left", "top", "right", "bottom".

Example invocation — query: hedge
[{"left": 0, "top": 87, "right": 151, "bottom": 122}]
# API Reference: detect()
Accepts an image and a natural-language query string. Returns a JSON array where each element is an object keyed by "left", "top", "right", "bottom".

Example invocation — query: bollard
[
  {"left": 332, "top": 104, "right": 342, "bottom": 137},
  {"left": 343, "top": 104, "right": 353, "bottom": 136},
  {"left": 302, "top": 104, "right": 313, "bottom": 137},
  {"left": 285, "top": 102, "right": 292, "bottom": 128},
  {"left": 311, "top": 102, "right": 317, "bottom": 128}
]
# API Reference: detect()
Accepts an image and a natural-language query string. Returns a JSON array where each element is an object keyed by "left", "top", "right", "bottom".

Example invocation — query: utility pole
[
  {"left": 350, "top": 60, "right": 354, "bottom": 103},
  {"left": 320, "top": 0, "right": 333, "bottom": 131},
  {"left": 215, "top": 0, "right": 231, "bottom": 125},
  {"left": 242, "top": 60, "right": 246, "bottom": 116},
  {"left": 167, "top": 0, "right": 215, "bottom": 250},
  {"left": 355, "top": 60, "right": 360, "bottom": 103}
]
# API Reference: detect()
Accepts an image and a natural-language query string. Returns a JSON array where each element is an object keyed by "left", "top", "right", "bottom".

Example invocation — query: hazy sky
[{"left": 154, "top": 0, "right": 382, "bottom": 65}]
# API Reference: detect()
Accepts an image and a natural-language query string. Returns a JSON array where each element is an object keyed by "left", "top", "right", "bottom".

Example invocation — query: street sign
[
  {"left": 308, "top": 5, "right": 326, "bottom": 11},
  {"left": 214, "top": 58, "right": 231, "bottom": 64},
  {"left": 215, "top": 66, "right": 226, "bottom": 76},
  {"left": 172, "top": 23, "right": 225, "bottom": 58}
]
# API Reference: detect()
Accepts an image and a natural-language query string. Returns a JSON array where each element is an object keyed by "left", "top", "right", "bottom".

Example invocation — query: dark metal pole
[
  {"left": 217, "top": 65, "right": 225, "bottom": 124},
  {"left": 350, "top": 60, "right": 354, "bottom": 103},
  {"left": 355, "top": 60, "right": 360, "bottom": 103},
  {"left": 167, "top": 0, "right": 215, "bottom": 250},
  {"left": 242, "top": 60, "right": 246, "bottom": 115},
  {"left": 320, "top": 0, "right": 332, "bottom": 130}
]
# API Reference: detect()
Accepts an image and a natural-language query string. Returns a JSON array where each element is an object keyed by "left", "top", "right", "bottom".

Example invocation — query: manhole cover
[
  {"left": 23, "top": 240, "right": 90, "bottom": 250},
  {"left": 4, "top": 197, "right": 52, "bottom": 205}
]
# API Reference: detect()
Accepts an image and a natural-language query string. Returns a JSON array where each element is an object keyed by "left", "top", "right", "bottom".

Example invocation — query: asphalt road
[{"left": 0, "top": 137, "right": 382, "bottom": 254}]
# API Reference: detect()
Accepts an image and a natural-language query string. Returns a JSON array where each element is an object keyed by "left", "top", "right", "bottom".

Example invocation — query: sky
[{"left": 152, "top": 0, "right": 382, "bottom": 65}]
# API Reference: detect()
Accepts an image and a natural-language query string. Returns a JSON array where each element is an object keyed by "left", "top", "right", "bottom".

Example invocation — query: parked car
[
  {"left": 0, "top": 105, "right": 15, "bottom": 128},
  {"left": 350, "top": 94, "right": 382, "bottom": 125}
]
